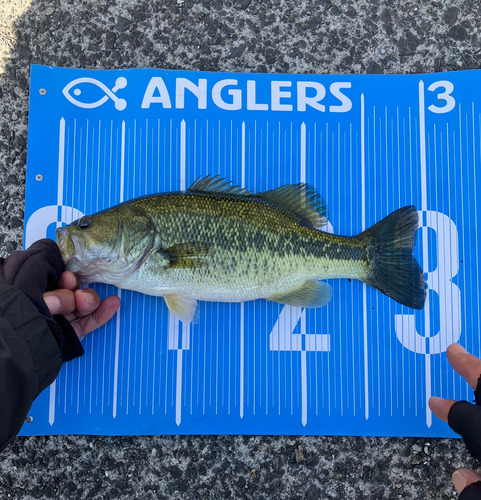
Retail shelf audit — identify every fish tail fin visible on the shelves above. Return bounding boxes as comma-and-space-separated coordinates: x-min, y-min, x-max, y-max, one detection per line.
360, 206, 426, 309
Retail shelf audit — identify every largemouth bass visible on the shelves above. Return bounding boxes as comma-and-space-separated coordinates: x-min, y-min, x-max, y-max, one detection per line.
56, 175, 426, 323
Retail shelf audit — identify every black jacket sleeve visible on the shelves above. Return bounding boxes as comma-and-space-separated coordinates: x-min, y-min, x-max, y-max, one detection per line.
0, 282, 62, 452
0, 239, 84, 453
449, 375, 481, 499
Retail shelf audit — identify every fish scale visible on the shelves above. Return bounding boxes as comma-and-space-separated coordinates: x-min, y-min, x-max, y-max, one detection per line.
56, 175, 426, 323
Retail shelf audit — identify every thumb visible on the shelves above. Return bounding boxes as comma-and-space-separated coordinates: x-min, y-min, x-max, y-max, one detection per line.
452, 468, 481, 494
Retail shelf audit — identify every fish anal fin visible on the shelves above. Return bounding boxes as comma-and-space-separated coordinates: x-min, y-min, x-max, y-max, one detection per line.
161, 241, 210, 269
164, 294, 198, 324
257, 184, 328, 228
188, 174, 251, 196
270, 280, 332, 308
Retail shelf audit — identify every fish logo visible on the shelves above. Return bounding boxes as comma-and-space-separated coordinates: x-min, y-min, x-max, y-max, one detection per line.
62, 77, 127, 110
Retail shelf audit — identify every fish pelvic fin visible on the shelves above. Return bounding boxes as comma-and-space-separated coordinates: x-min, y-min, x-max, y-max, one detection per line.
257, 183, 328, 228
270, 280, 332, 308
360, 206, 426, 310
164, 294, 199, 324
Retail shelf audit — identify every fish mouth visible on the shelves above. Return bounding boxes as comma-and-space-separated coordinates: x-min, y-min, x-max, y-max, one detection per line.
56, 227, 82, 271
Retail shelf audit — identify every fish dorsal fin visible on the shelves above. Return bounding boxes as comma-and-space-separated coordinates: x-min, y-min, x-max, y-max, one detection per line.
257, 183, 328, 228
188, 175, 251, 196
188, 176, 327, 228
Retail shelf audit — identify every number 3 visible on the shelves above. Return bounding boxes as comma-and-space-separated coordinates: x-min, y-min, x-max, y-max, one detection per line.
427, 81, 455, 114
395, 211, 461, 354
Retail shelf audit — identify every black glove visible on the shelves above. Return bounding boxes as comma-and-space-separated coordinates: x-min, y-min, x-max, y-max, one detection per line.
0, 238, 84, 361
459, 483, 481, 500
449, 376, 481, 499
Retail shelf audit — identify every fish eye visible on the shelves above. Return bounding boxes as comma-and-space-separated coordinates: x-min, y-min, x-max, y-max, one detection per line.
78, 218, 91, 229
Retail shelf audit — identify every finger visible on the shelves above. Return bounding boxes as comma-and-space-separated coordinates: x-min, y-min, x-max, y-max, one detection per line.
452, 468, 481, 493
43, 289, 76, 315
57, 271, 79, 291
447, 343, 481, 389
73, 289, 102, 318
429, 396, 457, 422
74, 296, 121, 339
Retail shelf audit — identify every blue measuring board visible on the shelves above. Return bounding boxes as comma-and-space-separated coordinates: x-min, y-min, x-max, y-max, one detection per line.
21, 65, 480, 437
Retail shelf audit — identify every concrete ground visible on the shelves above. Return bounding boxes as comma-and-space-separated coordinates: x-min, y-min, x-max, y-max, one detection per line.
0, 0, 480, 498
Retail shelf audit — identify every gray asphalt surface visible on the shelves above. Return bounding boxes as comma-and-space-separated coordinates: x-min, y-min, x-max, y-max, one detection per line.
0, 0, 480, 498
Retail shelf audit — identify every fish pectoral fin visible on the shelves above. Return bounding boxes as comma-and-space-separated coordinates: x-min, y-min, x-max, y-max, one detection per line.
164, 294, 199, 324
270, 281, 332, 308
160, 241, 211, 269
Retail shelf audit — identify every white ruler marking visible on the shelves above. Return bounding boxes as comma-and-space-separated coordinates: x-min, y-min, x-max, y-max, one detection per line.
361, 94, 369, 420
112, 120, 125, 419
419, 81, 432, 427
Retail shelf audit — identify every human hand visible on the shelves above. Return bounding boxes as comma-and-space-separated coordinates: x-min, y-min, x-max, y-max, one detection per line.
43, 271, 120, 340
430, 343, 481, 497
